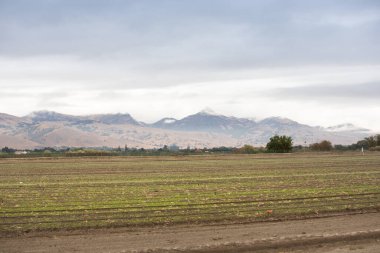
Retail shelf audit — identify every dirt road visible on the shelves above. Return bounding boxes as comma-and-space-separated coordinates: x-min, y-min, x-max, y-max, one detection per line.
1, 212, 379, 253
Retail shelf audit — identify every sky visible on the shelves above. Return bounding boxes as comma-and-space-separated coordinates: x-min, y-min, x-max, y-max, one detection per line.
0, 0, 379, 131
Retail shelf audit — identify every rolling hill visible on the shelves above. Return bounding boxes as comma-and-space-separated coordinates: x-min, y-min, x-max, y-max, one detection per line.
0, 110, 372, 149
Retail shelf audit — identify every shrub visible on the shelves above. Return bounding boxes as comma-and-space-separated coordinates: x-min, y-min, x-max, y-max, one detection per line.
310, 140, 333, 151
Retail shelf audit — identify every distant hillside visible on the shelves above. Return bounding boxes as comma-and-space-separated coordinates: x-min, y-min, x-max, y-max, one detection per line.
151, 109, 256, 137
0, 110, 373, 149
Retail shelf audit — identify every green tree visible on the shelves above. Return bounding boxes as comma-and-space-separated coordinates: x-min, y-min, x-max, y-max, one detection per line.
266, 135, 293, 153
1, 147, 15, 153
365, 136, 377, 148
357, 139, 369, 149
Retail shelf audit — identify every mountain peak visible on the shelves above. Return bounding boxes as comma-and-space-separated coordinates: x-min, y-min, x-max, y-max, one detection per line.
28, 110, 62, 117
259, 116, 298, 125
22, 111, 141, 125
198, 107, 219, 116
25, 111, 75, 122
326, 123, 370, 133
90, 113, 140, 125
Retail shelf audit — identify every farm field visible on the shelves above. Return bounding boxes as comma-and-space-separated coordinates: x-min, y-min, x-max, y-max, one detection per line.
0, 153, 379, 233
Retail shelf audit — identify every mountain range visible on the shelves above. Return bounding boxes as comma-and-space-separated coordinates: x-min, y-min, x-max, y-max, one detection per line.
0, 110, 373, 149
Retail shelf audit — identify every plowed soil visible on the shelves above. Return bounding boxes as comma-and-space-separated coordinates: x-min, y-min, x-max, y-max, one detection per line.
1, 212, 379, 253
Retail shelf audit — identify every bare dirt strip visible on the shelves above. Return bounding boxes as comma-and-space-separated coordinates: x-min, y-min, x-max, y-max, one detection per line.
1, 212, 379, 253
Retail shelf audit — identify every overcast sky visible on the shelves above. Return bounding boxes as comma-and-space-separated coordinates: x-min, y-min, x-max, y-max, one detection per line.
0, 0, 379, 131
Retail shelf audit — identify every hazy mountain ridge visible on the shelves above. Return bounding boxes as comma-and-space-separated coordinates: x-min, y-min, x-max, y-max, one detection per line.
0, 110, 373, 149
151, 111, 257, 137
325, 123, 370, 133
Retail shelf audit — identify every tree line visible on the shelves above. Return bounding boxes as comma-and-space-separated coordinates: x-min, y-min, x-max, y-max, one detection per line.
1, 134, 379, 157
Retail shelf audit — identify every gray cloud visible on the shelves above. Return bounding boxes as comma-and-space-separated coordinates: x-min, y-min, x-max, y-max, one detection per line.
1, 0, 379, 68
1, 0, 379, 90
272, 82, 380, 101
0, 91, 31, 98
0, 0, 380, 130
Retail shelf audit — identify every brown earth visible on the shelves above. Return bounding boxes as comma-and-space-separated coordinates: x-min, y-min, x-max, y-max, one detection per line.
1, 212, 379, 253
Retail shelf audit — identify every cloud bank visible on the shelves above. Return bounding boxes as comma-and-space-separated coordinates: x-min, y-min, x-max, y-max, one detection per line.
0, 0, 379, 131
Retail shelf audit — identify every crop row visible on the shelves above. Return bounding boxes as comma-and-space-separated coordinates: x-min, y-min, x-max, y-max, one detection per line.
1, 153, 379, 232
